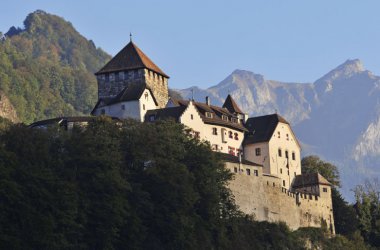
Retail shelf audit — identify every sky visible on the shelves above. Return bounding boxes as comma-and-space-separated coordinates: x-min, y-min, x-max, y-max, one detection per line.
1, 0, 380, 89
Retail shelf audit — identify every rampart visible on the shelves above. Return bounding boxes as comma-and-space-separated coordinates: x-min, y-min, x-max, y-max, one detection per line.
225, 162, 335, 234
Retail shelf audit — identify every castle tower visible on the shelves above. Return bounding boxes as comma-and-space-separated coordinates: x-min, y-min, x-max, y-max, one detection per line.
95, 41, 169, 108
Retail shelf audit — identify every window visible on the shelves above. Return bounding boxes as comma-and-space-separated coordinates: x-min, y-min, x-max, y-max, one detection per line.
287, 170, 289, 175
285, 150, 289, 159
234, 133, 239, 140
212, 144, 218, 151
278, 131, 281, 138
121, 104, 125, 110
286, 134, 289, 141
101, 109, 105, 115
231, 118, 238, 123
222, 115, 228, 121
212, 127, 218, 135
254, 170, 258, 176
283, 180, 285, 187
292, 152, 296, 161
115, 72, 120, 81
144, 92, 149, 100
278, 148, 282, 157
234, 167, 238, 173
255, 148, 261, 156
149, 115, 155, 121
143, 104, 145, 110
105, 73, 109, 81
191, 114, 194, 120
228, 146, 235, 155
205, 112, 213, 118
294, 172, 296, 177
229, 131, 233, 139
323, 187, 328, 193
280, 168, 283, 174
246, 169, 251, 175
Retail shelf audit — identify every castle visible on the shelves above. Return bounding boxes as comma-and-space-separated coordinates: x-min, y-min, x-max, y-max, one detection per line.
31, 40, 335, 233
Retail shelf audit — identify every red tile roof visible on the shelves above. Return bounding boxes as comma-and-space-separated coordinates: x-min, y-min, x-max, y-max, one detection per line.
95, 41, 169, 78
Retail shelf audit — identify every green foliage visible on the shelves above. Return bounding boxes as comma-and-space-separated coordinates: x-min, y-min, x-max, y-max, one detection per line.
301, 155, 340, 187
0, 10, 111, 123
332, 188, 359, 236
354, 180, 380, 247
0, 120, 372, 249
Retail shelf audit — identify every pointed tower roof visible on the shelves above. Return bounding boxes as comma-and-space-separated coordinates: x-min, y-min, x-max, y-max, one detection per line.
95, 41, 169, 77
222, 94, 243, 114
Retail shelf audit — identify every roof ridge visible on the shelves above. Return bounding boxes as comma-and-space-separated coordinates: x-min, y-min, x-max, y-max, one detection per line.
95, 41, 169, 77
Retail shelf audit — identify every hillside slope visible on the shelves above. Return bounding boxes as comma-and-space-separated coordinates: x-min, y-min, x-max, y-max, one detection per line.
0, 10, 111, 123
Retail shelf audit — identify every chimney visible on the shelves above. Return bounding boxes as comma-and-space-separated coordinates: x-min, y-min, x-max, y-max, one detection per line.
206, 96, 210, 106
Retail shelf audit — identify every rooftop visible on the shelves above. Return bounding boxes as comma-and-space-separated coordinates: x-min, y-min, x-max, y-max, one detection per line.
96, 41, 169, 77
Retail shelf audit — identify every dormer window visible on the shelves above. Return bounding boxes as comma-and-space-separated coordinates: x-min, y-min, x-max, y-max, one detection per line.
206, 112, 213, 118
222, 115, 228, 121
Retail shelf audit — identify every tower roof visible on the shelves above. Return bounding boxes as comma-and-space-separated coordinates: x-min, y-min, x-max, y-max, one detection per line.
95, 41, 169, 77
222, 94, 243, 114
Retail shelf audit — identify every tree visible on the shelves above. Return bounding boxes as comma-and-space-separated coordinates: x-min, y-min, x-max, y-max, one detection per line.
354, 179, 380, 247
301, 155, 340, 187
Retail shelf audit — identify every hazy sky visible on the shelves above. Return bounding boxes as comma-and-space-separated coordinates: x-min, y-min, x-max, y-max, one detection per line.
1, 0, 380, 89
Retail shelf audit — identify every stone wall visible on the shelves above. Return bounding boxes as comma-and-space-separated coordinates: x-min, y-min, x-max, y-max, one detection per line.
143, 69, 168, 108
97, 69, 168, 108
226, 161, 335, 234
97, 69, 146, 99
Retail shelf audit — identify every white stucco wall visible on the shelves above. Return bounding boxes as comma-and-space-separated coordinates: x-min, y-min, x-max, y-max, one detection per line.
244, 122, 301, 190
179, 102, 245, 155
138, 89, 158, 121
93, 88, 157, 122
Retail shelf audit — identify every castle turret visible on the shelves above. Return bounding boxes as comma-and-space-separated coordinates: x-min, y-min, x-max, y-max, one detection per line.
95, 41, 169, 108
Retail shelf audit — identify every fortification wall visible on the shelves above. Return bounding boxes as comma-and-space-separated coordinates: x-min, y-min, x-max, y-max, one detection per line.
226, 162, 335, 234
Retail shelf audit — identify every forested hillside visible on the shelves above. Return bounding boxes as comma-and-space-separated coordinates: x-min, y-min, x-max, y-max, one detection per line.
0, 10, 111, 123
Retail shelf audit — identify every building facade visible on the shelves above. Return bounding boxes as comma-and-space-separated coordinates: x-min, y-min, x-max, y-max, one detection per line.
30, 40, 335, 233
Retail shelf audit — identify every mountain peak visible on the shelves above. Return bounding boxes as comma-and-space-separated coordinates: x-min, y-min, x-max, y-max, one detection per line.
315, 59, 366, 93
337, 59, 364, 74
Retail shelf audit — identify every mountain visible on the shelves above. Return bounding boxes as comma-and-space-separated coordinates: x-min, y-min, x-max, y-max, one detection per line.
181, 70, 317, 125
179, 60, 380, 199
0, 10, 111, 123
